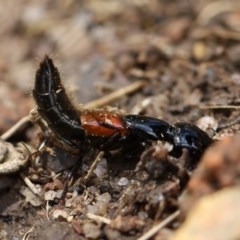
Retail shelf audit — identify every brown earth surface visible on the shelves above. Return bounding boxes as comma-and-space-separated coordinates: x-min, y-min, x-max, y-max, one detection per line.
1, 1, 240, 239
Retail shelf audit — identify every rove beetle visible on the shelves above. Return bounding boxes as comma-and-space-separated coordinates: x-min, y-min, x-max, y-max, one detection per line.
33, 55, 213, 167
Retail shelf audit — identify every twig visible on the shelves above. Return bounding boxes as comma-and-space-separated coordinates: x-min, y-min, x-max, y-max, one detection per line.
46, 200, 51, 221
0, 115, 31, 140
81, 151, 103, 184
20, 173, 41, 196
84, 80, 146, 109
192, 27, 240, 42
199, 105, 240, 110
137, 210, 180, 240
30, 108, 49, 133
212, 27, 240, 42
22, 226, 34, 240
218, 114, 240, 131
197, 1, 240, 26
86, 212, 111, 225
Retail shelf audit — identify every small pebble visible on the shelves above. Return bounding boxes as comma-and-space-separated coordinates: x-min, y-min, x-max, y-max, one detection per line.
197, 116, 218, 132
118, 177, 129, 186
44, 190, 57, 201
52, 209, 69, 220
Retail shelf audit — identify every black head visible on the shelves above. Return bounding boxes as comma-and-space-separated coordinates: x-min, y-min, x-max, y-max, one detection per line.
173, 122, 213, 158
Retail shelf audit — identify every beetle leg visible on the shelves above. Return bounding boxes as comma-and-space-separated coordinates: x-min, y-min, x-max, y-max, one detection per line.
97, 132, 124, 150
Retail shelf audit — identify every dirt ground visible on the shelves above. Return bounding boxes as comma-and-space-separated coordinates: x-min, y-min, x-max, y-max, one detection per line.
1, 1, 240, 239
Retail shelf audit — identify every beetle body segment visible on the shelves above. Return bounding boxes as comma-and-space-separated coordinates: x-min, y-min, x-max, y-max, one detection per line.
124, 115, 175, 142
81, 110, 128, 137
33, 56, 85, 147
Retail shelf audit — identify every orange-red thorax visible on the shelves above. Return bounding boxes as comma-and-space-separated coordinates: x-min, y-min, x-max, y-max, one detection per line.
80, 110, 128, 137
